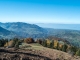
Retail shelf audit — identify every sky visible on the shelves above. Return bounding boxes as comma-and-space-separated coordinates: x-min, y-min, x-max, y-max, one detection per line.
0, 0, 80, 24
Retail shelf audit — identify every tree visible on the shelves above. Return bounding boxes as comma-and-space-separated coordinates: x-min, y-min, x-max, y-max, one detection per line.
50, 42, 52, 48
46, 40, 50, 48
4, 40, 14, 48
15, 41, 20, 48
51, 40, 54, 48
67, 46, 77, 55
24, 38, 34, 44
54, 40, 58, 49
62, 44, 68, 52
56, 42, 59, 50
0, 39, 8, 47
76, 49, 80, 56
43, 40, 47, 47
36, 39, 42, 44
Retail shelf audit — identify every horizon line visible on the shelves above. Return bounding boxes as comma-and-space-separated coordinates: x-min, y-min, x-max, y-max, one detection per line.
1, 22, 80, 24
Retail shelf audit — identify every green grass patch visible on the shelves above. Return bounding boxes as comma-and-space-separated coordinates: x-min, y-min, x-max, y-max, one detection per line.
20, 43, 44, 50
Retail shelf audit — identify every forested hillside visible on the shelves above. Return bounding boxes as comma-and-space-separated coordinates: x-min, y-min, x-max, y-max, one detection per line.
46, 28, 80, 47
0, 26, 17, 39
0, 22, 80, 47
0, 22, 47, 38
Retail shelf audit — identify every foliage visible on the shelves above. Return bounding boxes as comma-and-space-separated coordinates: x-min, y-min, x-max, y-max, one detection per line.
42, 40, 47, 47
46, 39, 51, 48
4, 38, 21, 48
0, 39, 8, 47
54, 40, 58, 49
76, 49, 80, 56
24, 38, 34, 44
36, 39, 42, 44
15, 41, 20, 48
62, 44, 68, 52
67, 46, 78, 55
50, 40, 54, 48
56, 42, 59, 50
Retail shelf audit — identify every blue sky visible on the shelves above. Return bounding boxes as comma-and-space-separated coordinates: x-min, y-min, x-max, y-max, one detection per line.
0, 0, 80, 24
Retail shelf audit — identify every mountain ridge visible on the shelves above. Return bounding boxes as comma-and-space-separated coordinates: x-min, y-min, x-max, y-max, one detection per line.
0, 22, 47, 38
0, 26, 17, 39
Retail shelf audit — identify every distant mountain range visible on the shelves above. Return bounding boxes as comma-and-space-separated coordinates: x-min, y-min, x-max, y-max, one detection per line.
0, 22, 80, 47
36, 23, 80, 30
0, 22, 47, 38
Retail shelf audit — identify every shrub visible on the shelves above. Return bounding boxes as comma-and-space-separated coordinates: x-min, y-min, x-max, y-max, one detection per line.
4, 40, 14, 48
24, 38, 34, 44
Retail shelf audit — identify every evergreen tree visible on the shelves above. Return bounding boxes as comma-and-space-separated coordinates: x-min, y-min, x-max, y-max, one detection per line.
56, 42, 59, 50
62, 44, 68, 52
43, 40, 47, 47
15, 41, 20, 48
68, 46, 78, 55
76, 49, 80, 56
50, 42, 53, 48
50, 40, 54, 49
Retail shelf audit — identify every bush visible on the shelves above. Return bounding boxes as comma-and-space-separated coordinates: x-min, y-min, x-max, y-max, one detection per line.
4, 40, 14, 48
24, 38, 34, 44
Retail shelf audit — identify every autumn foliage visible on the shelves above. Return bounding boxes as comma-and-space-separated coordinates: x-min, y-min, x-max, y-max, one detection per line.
24, 38, 34, 44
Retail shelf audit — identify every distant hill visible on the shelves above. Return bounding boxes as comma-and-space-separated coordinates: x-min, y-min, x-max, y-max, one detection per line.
0, 22, 47, 38
46, 28, 80, 47
0, 26, 17, 39
36, 23, 80, 30
1, 22, 80, 47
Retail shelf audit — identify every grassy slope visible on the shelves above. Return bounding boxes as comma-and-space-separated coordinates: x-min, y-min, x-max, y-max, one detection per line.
19, 43, 80, 60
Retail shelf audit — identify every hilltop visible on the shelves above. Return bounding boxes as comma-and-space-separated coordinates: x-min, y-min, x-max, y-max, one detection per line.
0, 44, 80, 60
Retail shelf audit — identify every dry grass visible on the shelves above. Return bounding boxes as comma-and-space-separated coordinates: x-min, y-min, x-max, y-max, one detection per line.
20, 43, 44, 50
0, 43, 80, 60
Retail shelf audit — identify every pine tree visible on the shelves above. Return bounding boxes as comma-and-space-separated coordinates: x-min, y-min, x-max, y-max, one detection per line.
56, 42, 59, 50
62, 44, 68, 52
76, 49, 80, 56
51, 40, 54, 49
50, 42, 53, 48
15, 41, 20, 48
43, 40, 47, 47
68, 46, 77, 55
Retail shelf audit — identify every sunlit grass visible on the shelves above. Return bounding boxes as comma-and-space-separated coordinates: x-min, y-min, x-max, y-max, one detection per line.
20, 43, 44, 50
